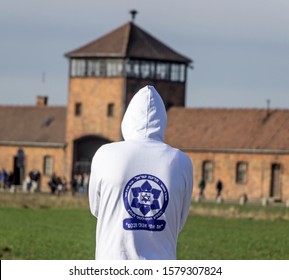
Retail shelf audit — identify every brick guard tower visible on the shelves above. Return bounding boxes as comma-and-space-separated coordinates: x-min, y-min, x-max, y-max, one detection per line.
64, 21, 192, 177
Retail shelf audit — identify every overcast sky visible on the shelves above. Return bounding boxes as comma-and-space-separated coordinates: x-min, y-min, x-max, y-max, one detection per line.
1, 0, 289, 108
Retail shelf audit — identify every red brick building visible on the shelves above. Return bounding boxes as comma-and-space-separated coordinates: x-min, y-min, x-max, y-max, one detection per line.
64, 21, 192, 179
0, 101, 66, 189
165, 108, 289, 202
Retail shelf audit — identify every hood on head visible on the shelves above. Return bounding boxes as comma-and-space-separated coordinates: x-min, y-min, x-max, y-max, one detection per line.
121, 85, 167, 141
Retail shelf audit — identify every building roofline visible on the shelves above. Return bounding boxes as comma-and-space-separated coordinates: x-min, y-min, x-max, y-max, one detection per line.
180, 147, 289, 155
0, 141, 66, 148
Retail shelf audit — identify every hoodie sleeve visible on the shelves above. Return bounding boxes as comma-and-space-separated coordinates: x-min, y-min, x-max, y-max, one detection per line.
89, 148, 103, 218
179, 155, 193, 232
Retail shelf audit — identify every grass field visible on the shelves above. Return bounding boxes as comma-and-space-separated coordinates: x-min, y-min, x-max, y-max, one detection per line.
0, 193, 289, 260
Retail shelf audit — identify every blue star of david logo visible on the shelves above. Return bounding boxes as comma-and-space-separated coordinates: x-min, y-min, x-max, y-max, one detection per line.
130, 180, 161, 216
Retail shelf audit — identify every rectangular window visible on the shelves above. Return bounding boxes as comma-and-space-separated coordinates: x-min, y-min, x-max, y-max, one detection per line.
179, 64, 185, 82
156, 62, 169, 80
140, 61, 155, 79
87, 60, 100, 76
170, 63, 186, 82
125, 61, 132, 76
126, 60, 140, 77
43, 156, 53, 176
75, 102, 82, 116
71, 59, 86, 77
132, 60, 140, 77
107, 103, 115, 117
171, 64, 181, 81
202, 160, 214, 182
236, 162, 248, 184
127, 60, 156, 79
140, 61, 150, 78
106, 60, 123, 77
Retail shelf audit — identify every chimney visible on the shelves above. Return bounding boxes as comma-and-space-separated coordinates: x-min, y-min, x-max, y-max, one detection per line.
36, 96, 48, 106
262, 99, 272, 124
266, 99, 270, 116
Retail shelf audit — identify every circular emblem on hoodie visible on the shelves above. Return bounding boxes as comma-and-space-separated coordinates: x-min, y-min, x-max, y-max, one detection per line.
123, 174, 169, 231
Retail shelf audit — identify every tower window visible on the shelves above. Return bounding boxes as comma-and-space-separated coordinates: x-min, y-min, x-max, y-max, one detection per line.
70, 58, 186, 82
140, 61, 155, 79
107, 60, 123, 76
156, 62, 169, 80
179, 64, 185, 82
170, 63, 185, 82
75, 103, 82, 116
87, 60, 101, 76
71, 59, 86, 77
107, 103, 115, 117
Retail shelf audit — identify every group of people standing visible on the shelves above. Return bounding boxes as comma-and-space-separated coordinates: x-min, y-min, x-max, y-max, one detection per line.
23, 169, 41, 192
48, 173, 67, 195
1, 168, 41, 192
0, 168, 14, 190
3, 164, 223, 200
198, 178, 223, 200
1, 166, 90, 196
48, 172, 90, 195
70, 173, 90, 195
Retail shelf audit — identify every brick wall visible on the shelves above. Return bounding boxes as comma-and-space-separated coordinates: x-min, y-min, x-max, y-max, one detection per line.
0, 145, 65, 192
65, 77, 125, 179
186, 151, 289, 202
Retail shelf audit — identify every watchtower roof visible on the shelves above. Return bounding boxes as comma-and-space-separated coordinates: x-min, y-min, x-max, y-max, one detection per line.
65, 21, 192, 64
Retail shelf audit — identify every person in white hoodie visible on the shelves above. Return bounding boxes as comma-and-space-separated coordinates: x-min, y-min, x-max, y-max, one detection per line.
89, 85, 193, 260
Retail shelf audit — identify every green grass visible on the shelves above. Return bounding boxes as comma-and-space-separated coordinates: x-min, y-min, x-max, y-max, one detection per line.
0, 194, 289, 259
190, 200, 289, 220
0, 207, 96, 259
177, 216, 289, 260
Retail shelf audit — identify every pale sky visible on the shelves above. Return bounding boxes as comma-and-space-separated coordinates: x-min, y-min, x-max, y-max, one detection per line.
1, 0, 289, 108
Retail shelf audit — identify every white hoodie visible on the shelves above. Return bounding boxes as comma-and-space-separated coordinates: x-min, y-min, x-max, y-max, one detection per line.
89, 85, 193, 260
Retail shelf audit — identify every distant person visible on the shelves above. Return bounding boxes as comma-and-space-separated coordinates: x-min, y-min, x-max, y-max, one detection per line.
61, 176, 67, 193
56, 176, 64, 195
216, 179, 223, 199
7, 171, 14, 190
70, 174, 78, 196
48, 173, 58, 194
23, 175, 32, 192
0, 168, 8, 190
198, 178, 206, 199
82, 173, 90, 193
29, 169, 41, 192
76, 174, 84, 193
89, 85, 193, 260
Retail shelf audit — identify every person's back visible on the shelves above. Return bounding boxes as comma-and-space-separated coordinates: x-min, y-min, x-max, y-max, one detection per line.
89, 85, 193, 259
